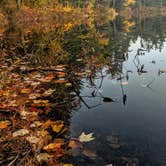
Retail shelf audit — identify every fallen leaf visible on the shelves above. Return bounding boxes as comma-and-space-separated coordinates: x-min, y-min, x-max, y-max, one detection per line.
33, 100, 49, 104
13, 129, 29, 137
36, 153, 52, 162
52, 121, 64, 133
43, 139, 64, 151
29, 93, 40, 99
79, 132, 95, 142
43, 89, 55, 96
21, 88, 32, 94
0, 103, 8, 109
41, 74, 54, 82
65, 83, 72, 87
57, 72, 66, 77
26, 136, 40, 144
54, 79, 67, 84
63, 164, 73, 166
0, 120, 11, 129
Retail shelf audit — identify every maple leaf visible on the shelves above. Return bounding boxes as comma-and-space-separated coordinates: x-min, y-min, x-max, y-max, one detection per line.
78, 132, 95, 142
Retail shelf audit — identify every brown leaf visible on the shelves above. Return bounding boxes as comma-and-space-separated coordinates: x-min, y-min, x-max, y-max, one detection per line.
68, 139, 83, 149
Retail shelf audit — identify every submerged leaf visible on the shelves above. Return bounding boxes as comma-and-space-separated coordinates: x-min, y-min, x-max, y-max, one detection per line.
82, 149, 97, 159
68, 139, 83, 149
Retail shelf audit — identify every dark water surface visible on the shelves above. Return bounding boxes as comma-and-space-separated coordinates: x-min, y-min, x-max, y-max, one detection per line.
70, 23, 166, 165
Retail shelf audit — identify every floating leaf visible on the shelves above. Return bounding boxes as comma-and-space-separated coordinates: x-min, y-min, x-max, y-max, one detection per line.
52, 121, 64, 133
0, 120, 11, 129
79, 132, 95, 142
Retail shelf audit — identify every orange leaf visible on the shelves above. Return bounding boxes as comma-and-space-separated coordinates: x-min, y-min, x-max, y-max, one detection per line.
57, 72, 66, 77
21, 88, 32, 94
43, 139, 64, 151
0, 120, 11, 129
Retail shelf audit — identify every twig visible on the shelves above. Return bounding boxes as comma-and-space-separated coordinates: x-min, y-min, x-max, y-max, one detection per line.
7, 155, 18, 166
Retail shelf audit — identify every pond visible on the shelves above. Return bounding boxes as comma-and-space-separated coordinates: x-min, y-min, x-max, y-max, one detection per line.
70, 16, 166, 166
0, 4, 166, 166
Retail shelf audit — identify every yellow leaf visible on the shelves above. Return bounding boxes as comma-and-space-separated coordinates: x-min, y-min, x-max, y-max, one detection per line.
65, 83, 72, 87
52, 121, 64, 133
63, 164, 73, 166
98, 38, 109, 46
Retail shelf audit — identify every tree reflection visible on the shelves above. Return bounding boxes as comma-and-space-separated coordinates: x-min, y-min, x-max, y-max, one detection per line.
1, 1, 166, 165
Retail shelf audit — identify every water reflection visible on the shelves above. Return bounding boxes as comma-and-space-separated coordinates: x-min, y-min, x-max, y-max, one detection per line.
0, 4, 166, 165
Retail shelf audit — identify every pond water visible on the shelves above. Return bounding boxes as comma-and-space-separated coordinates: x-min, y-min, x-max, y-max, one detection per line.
1, 5, 166, 166
69, 17, 166, 165
71, 37, 166, 165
